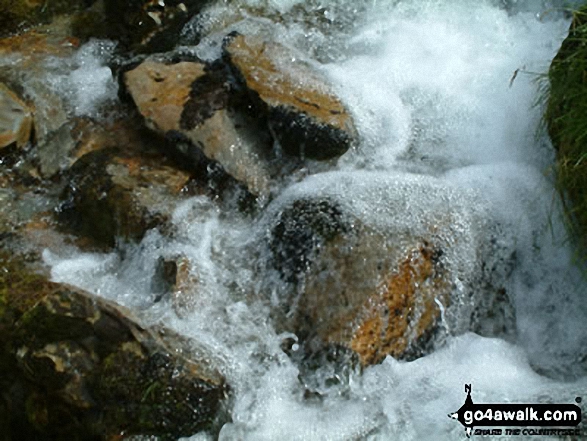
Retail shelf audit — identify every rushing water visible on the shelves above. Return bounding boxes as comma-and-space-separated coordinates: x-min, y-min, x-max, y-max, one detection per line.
43, 0, 587, 439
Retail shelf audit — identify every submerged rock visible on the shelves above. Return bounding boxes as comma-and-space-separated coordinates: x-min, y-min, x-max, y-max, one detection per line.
124, 59, 275, 198
280, 222, 450, 366
58, 147, 193, 248
0, 252, 228, 440
223, 33, 357, 160
263, 183, 516, 366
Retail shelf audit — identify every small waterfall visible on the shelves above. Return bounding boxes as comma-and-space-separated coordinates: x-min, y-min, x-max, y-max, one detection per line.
44, 0, 587, 439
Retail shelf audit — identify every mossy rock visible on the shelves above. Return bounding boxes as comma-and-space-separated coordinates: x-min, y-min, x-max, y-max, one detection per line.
546, 6, 587, 258
0, 251, 228, 439
58, 147, 192, 248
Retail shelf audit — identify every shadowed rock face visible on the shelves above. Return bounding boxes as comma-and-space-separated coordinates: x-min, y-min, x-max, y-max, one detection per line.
58, 147, 192, 248
223, 33, 357, 160
102, 0, 212, 53
0, 252, 228, 440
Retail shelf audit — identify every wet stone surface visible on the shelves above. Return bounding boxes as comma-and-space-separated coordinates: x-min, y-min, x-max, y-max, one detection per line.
0, 252, 228, 440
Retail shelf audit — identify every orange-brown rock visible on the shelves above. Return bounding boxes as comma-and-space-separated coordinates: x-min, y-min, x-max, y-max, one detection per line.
264, 194, 515, 367
125, 61, 207, 133
0, 83, 34, 149
0, 24, 81, 178
224, 33, 357, 160
125, 59, 274, 198
349, 243, 449, 365
152, 255, 200, 316
0, 0, 90, 38
0, 26, 80, 60
286, 227, 450, 366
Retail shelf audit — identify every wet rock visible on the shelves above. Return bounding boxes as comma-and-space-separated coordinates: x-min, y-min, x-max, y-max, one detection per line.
0, 164, 58, 248
0, 251, 228, 440
58, 147, 193, 248
103, 0, 212, 53
124, 59, 275, 198
264, 191, 515, 366
295, 227, 450, 366
268, 198, 348, 283
124, 60, 208, 133
295, 343, 361, 399
223, 33, 357, 160
0, 25, 82, 178
0, 83, 33, 149
152, 254, 199, 316
0, 0, 91, 37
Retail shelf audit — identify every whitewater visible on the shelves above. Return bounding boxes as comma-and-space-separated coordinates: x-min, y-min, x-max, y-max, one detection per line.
43, 0, 587, 439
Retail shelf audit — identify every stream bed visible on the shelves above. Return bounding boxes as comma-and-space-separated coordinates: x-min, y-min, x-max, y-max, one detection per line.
35, 0, 587, 439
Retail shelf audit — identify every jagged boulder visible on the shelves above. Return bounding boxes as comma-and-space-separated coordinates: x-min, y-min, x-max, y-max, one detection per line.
223, 33, 357, 160
58, 147, 193, 248
124, 59, 275, 198
0, 252, 228, 440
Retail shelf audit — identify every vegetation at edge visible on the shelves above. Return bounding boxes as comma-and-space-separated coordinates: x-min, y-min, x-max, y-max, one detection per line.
546, 3, 587, 260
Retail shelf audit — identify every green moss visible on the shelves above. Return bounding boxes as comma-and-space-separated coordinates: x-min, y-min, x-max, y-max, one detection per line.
0, 251, 49, 331
546, 5, 587, 259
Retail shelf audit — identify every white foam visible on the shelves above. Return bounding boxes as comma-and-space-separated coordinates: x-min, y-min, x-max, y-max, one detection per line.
47, 40, 119, 117
44, 0, 587, 439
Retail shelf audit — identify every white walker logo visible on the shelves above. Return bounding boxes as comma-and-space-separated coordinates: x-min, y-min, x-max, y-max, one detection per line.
448, 385, 583, 437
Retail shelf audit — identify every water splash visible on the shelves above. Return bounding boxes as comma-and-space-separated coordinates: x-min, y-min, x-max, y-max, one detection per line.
45, 0, 587, 439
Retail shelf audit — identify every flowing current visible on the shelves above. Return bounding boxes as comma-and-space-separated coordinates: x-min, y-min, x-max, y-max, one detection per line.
44, 0, 587, 439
